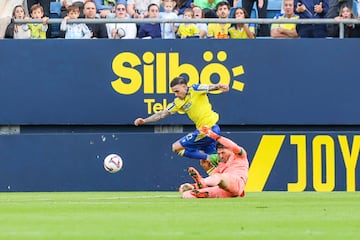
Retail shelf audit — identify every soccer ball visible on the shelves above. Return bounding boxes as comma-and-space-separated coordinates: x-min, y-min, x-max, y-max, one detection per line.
103, 154, 123, 173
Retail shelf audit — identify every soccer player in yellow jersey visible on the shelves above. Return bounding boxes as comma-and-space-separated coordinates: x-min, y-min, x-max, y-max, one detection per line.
134, 76, 229, 169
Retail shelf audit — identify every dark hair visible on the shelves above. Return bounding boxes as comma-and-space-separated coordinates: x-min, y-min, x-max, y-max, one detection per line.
67, 4, 80, 13
170, 76, 187, 87
148, 3, 159, 11
30, 3, 43, 13
216, 142, 225, 149
215, 1, 230, 11
232, 7, 249, 18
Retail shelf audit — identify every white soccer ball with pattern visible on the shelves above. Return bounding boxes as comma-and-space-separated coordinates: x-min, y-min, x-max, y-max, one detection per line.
103, 154, 123, 173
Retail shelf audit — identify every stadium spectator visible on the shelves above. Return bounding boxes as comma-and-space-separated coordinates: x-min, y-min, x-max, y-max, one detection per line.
207, 1, 231, 38
326, 0, 352, 19
28, 3, 49, 39
294, 0, 329, 38
28, 0, 50, 18
270, 0, 298, 38
134, 76, 229, 169
228, 7, 256, 38
242, 0, 270, 37
0, 1, 24, 38
94, 0, 125, 18
60, 0, 86, 18
127, 0, 161, 18
179, 126, 249, 198
83, 0, 108, 38
176, 8, 200, 38
192, 5, 207, 38
5, 5, 31, 39
60, 4, 91, 38
331, 5, 360, 37
107, 3, 137, 39
174, 0, 194, 16
27, 0, 50, 37
159, 0, 178, 39
137, 3, 162, 38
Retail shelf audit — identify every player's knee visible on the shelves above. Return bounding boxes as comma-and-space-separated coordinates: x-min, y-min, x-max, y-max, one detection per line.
218, 174, 230, 189
172, 143, 183, 153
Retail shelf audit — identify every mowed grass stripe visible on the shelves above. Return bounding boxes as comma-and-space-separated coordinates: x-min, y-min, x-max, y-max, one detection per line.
0, 192, 359, 240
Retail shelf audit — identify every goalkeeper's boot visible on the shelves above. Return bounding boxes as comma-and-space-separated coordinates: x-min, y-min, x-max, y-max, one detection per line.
190, 189, 209, 198
188, 167, 206, 189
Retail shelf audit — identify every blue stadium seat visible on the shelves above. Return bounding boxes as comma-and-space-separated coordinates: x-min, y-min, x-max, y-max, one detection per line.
267, 0, 283, 18
50, 1, 61, 38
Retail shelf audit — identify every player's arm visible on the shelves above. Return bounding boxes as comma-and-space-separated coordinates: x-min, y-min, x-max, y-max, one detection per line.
208, 83, 229, 92
134, 109, 171, 126
199, 126, 246, 156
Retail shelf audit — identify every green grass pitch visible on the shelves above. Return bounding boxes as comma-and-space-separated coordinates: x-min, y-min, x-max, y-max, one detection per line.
0, 191, 359, 240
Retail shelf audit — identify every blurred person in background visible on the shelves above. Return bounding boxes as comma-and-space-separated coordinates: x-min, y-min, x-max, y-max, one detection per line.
94, 0, 126, 18
229, 7, 256, 38
5, 4, 31, 39
107, 3, 137, 39
0, 0, 25, 38
28, 3, 49, 39
242, 0, 270, 36
270, 0, 298, 38
60, 0, 86, 18
192, 5, 208, 38
294, 0, 328, 37
27, 0, 50, 37
331, 5, 360, 37
83, 0, 108, 38
127, 0, 161, 18
137, 3, 162, 38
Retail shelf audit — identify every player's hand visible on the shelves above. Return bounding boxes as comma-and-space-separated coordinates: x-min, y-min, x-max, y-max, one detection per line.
218, 84, 229, 92
134, 118, 145, 126
199, 126, 220, 140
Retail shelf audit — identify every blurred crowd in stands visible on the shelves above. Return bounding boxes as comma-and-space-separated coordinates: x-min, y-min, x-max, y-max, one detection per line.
0, 0, 359, 39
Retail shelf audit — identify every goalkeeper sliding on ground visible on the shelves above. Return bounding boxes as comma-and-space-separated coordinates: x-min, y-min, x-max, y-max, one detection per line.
179, 126, 249, 198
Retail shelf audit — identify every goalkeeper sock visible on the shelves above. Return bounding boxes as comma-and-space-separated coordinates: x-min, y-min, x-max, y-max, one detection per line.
206, 166, 216, 175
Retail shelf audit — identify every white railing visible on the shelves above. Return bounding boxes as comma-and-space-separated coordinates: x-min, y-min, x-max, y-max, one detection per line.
14, 18, 360, 39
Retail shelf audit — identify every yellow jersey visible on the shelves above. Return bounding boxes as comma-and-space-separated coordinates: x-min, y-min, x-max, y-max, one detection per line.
207, 23, 231, 39
177, 24, 200, 38
271, 14, 299, 31
228, 24, 256, 39
28, 23, 47, 39
167, 84, 219, 129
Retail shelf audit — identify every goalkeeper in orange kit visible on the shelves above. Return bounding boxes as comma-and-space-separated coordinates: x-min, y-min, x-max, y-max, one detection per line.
179, 126, 249, 198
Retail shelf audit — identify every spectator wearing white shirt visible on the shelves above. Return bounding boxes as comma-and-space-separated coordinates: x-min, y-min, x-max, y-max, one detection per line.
107, 3, 137, 39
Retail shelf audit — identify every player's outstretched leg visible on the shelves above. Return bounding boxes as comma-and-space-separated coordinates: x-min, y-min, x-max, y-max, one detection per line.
181, 189, 209, 198
188, 167, 206, 189
190, 189, 209, 198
